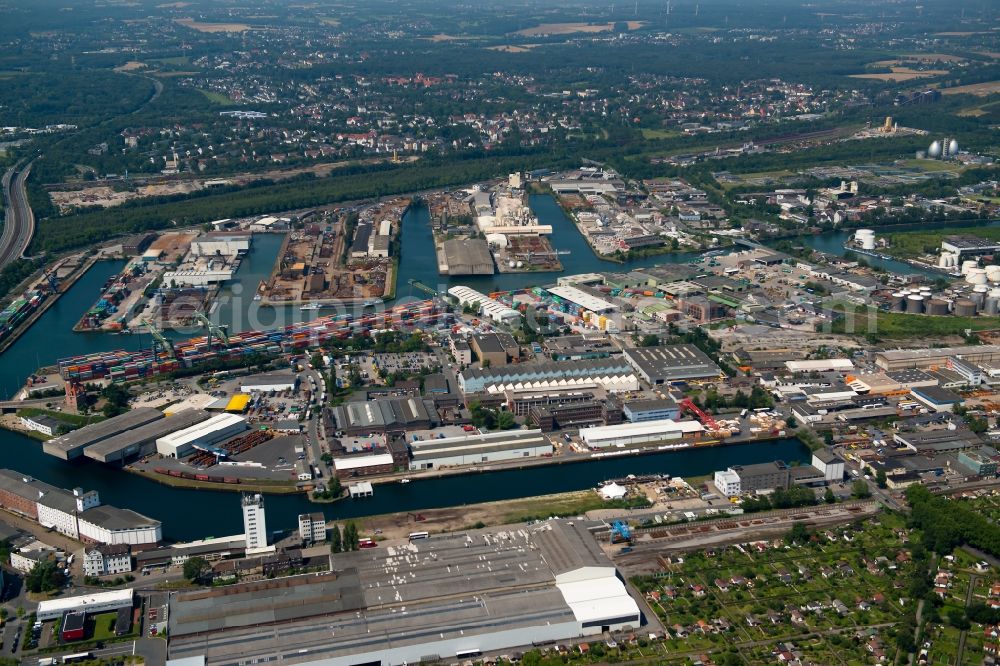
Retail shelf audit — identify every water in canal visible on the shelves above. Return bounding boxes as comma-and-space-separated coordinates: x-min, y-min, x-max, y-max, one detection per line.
791, 219, 1000, 278
0, 194, 811, 540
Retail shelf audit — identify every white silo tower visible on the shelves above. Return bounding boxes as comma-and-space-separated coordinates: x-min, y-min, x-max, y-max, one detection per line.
948, 138, 959, 157
967, 269, 989, 285
855, 229, 876, 250
928, 140, 943, 159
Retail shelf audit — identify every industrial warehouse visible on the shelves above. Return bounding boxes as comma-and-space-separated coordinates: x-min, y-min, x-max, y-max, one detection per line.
84, 410, 213, 465
409, 429, 552, 470
0, 470, 161, 546
459, 357, 638, 394
156, 413, 249, 458
622, 344, 723, 384
447, 286, 521, 325
580, 419, 705, 449
165, 520, 643, 666
43, 408, 165, 460
331, 396, 438, 436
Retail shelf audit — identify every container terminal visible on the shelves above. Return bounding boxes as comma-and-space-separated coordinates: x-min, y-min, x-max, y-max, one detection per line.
55, 298, 451, 383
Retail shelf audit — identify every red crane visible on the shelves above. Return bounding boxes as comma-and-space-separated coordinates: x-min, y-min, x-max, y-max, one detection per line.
678, 398, 719, 431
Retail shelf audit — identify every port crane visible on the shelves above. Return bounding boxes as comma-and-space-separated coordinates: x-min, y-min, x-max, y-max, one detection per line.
609, 519, 632, 544
142, 319, 175, 373
193, 312, 229, 348
678, 397, 719, 431
41, 270, 58, 291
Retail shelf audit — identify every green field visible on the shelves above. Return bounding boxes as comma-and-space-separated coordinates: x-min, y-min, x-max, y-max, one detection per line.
17, 407, 103, 428
832, 306, 1000, 338
883, 225, 1000, 259
197, 89, 236, 105
897, 158, 967, 174
150, 56, 190, 66
641, 128, 680, 140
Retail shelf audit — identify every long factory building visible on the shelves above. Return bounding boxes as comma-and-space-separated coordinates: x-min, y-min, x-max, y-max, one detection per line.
622, 344, 723, 384
44, 408, 165, 461
166, 520, 642, 666
156, 413, 248, 458
459, 357, 638, 394
447, 286, 520, 325
875, 345, 1000, 371
0, 470, 161, 547
580, 418, 704, 449
86, 410, 213, 465
409, 429, 552, 470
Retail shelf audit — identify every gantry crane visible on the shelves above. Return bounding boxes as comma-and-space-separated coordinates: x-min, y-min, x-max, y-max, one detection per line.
142, 319, 174, 373
193, 312, 229, 348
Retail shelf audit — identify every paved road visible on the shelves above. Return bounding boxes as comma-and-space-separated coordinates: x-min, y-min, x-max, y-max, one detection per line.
300, 367, 329, 478
0, 161, 36, 268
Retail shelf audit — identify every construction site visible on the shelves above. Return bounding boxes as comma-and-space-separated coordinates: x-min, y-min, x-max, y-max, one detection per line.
258, 201, 406, 306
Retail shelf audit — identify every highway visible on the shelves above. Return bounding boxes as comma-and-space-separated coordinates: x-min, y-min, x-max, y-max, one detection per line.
0, 161, 36, 268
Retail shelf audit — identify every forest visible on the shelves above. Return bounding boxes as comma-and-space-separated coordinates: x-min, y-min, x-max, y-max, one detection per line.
905, 484, 1000, 557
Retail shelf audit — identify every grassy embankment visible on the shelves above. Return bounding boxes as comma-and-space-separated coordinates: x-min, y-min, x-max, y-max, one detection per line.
830, 304, 1000, 338
883, 225, 1000, 259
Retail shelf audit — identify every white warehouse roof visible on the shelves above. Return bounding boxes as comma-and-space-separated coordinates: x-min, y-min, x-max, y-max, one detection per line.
547, 286, 617, 314
37, 588, 133, 620
555, 567, 641, 626
447, 286, 520, 322
157, 413, 246, 450
785, 359, 854, 373
333, 453, 394, 471
581, 418, 703, 445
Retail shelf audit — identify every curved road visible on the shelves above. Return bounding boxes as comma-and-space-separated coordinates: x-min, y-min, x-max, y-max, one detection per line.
0, 161, 35, 268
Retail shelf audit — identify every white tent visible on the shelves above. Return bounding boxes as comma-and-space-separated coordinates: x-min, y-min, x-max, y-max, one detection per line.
599, 483, 627, 500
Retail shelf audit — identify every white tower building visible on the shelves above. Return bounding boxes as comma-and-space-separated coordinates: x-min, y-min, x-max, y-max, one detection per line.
242, 493, 268, 550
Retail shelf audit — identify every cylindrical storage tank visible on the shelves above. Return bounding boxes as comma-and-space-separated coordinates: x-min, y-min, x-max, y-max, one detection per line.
891, 292, 906, 311
986, 298, 1000, 316
986, 266, 1000, 283
968, 269, 989, 285
855, 229, 876, 250
962, 260, 979, 276
954, 298, 978, 317
926, 299, 949, 316
939, 254, 952, 268
919, 289, 933, 297
906, 295, 924, 313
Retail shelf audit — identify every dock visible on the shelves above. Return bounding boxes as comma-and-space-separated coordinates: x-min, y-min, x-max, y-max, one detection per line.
349, 482, 374, 498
